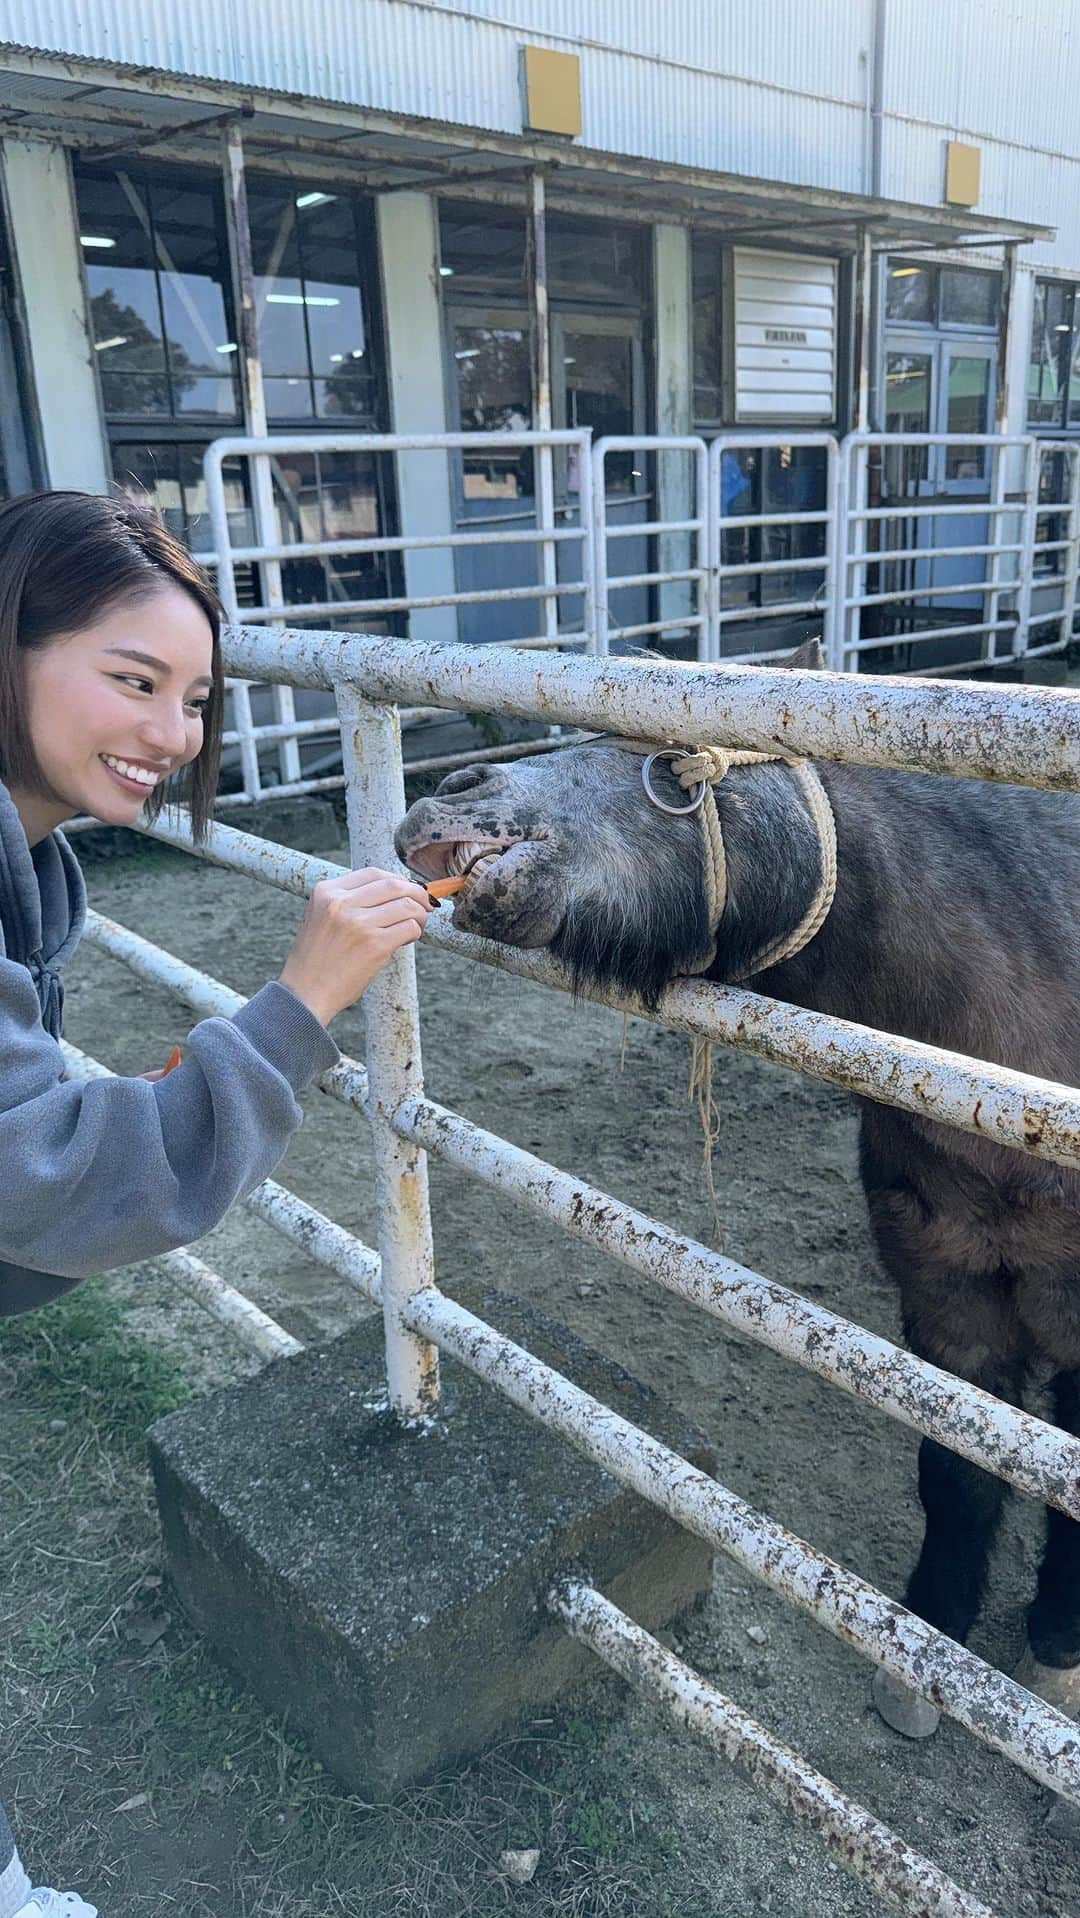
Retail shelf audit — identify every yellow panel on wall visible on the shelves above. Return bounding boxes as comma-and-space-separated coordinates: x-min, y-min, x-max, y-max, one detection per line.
522, 46, 582, 138
944, 141, 981, 207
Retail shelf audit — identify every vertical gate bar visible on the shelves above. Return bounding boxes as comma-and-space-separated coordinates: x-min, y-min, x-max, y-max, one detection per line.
221, 124, 298, 791
529, 172, 559, 646
694, 438, 710, 661
590, 440, 610, 655
845, 436, 868, 670
1063, 445, 1080, 648
335, 678, 440, 1417
1015, 437, 1039, 658
705, 435, 721, 662
822, 436, 843, 670
984, 439, 1007, 663
575, 427, 598, 652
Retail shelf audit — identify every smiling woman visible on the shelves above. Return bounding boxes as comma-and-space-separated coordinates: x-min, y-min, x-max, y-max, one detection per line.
0, 490, 436, 1918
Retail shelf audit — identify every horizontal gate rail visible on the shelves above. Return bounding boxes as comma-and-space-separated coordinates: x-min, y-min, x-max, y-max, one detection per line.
551, 1580, 993, 1918
405, 1285, 1080, 1808
219, 625, 1080, 789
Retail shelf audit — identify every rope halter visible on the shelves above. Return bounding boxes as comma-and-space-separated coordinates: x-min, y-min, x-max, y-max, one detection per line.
636, 742, 838, 980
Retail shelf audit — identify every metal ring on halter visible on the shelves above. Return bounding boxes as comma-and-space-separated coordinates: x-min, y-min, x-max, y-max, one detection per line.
641, 750, 708, 816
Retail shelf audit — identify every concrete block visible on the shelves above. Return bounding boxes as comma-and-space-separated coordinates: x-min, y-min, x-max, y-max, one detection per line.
148, 1284, 714, 1795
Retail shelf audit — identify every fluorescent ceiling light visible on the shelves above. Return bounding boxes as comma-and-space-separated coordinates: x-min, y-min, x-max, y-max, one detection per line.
439, 265, 454, 276
216, 342, 238, 353
93, 335, 127, 352
296, 191, 336, 209
890, 266, 921, 278
266, 293, 341, 307
80, 235, 116, 249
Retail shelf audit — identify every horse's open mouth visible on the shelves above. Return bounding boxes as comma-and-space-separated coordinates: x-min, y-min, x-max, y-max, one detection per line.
404, 835, 520, 888
402, 832, 564, 946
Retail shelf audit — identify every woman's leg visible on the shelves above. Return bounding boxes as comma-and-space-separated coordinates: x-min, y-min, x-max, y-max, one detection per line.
0, 1800, 31, 1918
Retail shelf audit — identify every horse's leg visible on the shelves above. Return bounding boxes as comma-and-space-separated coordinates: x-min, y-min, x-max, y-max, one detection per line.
872, 1272, 1022, 1739
1018, 1368, 1080, 1714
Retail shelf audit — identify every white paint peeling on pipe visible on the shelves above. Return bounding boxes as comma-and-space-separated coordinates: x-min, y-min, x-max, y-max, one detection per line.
243, 1177, 381, 1302
392, 1094, 1080, 1521
336, 683, 440, 1418
407, 1287, 1080, 1808
80, 908, 371, 1113
59, 1041, 302, 1361
551, 1581, 996, 1918
218, 625, 1080, 790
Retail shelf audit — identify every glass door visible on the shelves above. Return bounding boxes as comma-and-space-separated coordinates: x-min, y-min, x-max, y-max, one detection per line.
551, 313, 647, 644
447, 307, 538, 644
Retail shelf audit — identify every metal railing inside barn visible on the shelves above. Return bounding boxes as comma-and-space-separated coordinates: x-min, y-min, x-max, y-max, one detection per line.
187, 429, 1080, 811
62, 626, 1080, 1917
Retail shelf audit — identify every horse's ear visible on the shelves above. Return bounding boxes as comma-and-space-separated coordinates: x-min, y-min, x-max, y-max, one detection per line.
779, 637, 825, 672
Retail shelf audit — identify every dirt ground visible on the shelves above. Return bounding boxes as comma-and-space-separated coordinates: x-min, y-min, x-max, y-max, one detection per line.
4, 786, 1079, 1916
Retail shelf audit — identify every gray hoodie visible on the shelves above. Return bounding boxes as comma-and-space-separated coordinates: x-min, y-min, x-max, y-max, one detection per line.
0, 780, 340, 1314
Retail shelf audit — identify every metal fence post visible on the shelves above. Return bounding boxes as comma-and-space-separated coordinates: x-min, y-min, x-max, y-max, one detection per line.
335, 678, 440, 1418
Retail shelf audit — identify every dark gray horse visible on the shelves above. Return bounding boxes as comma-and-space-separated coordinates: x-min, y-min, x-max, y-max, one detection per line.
396, 647, 1080, 1735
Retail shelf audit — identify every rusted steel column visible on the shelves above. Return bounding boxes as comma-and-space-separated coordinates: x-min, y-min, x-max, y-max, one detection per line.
335, 679, 439, 1418
552, 1581, 996, 1918
407, 1287, 1080, 1807
393, 1093, 1080, 1519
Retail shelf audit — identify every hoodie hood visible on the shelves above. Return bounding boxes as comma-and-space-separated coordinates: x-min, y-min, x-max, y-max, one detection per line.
0, 779, 86, 1036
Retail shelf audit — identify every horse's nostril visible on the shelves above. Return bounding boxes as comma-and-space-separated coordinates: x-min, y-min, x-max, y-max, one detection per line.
436, 765, 501, 798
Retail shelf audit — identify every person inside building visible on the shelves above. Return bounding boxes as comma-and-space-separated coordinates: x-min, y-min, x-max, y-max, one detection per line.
0, 489, 433, 1918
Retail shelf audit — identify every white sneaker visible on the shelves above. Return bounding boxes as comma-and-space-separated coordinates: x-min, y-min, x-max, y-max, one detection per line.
13, 1893, 98, 1917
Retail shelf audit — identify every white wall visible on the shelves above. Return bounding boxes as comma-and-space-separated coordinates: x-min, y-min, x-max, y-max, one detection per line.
0, 138, 108, 492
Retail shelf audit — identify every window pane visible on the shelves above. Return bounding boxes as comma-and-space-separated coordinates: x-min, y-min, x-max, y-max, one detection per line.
944, 354, 990, 479
99, 369, 171, 416
294, 195, 368, 381
1028, 280, 1071, 426
438, 205, 526, 291
940, 267, 999, 328
249, 186, 308, 376
263, 375, 316, 419
759, 445, 827, 605
691, 236, 723, 424
150, 174, 239, 416
561, 330, 636, 489
884, 352, 932, 488
77, 169, 170, 415
885, 261, 936, 324
453, 324, 533, 500
547, 215, 647, 306
1069, 322, 1080, 426
315, 375, 377, 418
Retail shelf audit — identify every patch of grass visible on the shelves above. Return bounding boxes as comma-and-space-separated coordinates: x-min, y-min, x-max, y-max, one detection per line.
0, 1281, 191, 1447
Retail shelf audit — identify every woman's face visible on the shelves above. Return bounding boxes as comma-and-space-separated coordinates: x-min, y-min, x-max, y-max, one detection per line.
18, 584, 214, 838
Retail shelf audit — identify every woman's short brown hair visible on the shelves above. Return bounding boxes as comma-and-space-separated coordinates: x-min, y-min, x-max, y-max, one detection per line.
0, 490, 224, 843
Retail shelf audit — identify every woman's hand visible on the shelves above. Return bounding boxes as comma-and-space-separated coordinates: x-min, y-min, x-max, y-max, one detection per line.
277, 867, 433, 1027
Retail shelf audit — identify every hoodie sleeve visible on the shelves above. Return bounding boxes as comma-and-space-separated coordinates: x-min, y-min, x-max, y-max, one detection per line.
0, 956, 341, 1279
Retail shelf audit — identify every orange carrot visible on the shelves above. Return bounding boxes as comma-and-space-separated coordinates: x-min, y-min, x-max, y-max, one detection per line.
161, 1045, 183, 1077
426, 874, 467, 900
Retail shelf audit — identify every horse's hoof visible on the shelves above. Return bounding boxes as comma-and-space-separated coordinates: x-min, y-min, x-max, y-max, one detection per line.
1013, 1646, 1080, 1716
872, 1667, 942, 1739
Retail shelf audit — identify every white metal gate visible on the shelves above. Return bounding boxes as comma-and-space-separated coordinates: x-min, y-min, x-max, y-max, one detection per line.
68, 625, 1080, 1916
195, 430, 1080, 804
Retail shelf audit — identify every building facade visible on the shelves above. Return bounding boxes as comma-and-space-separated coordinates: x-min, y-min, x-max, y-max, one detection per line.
0, 0, 1076, 661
